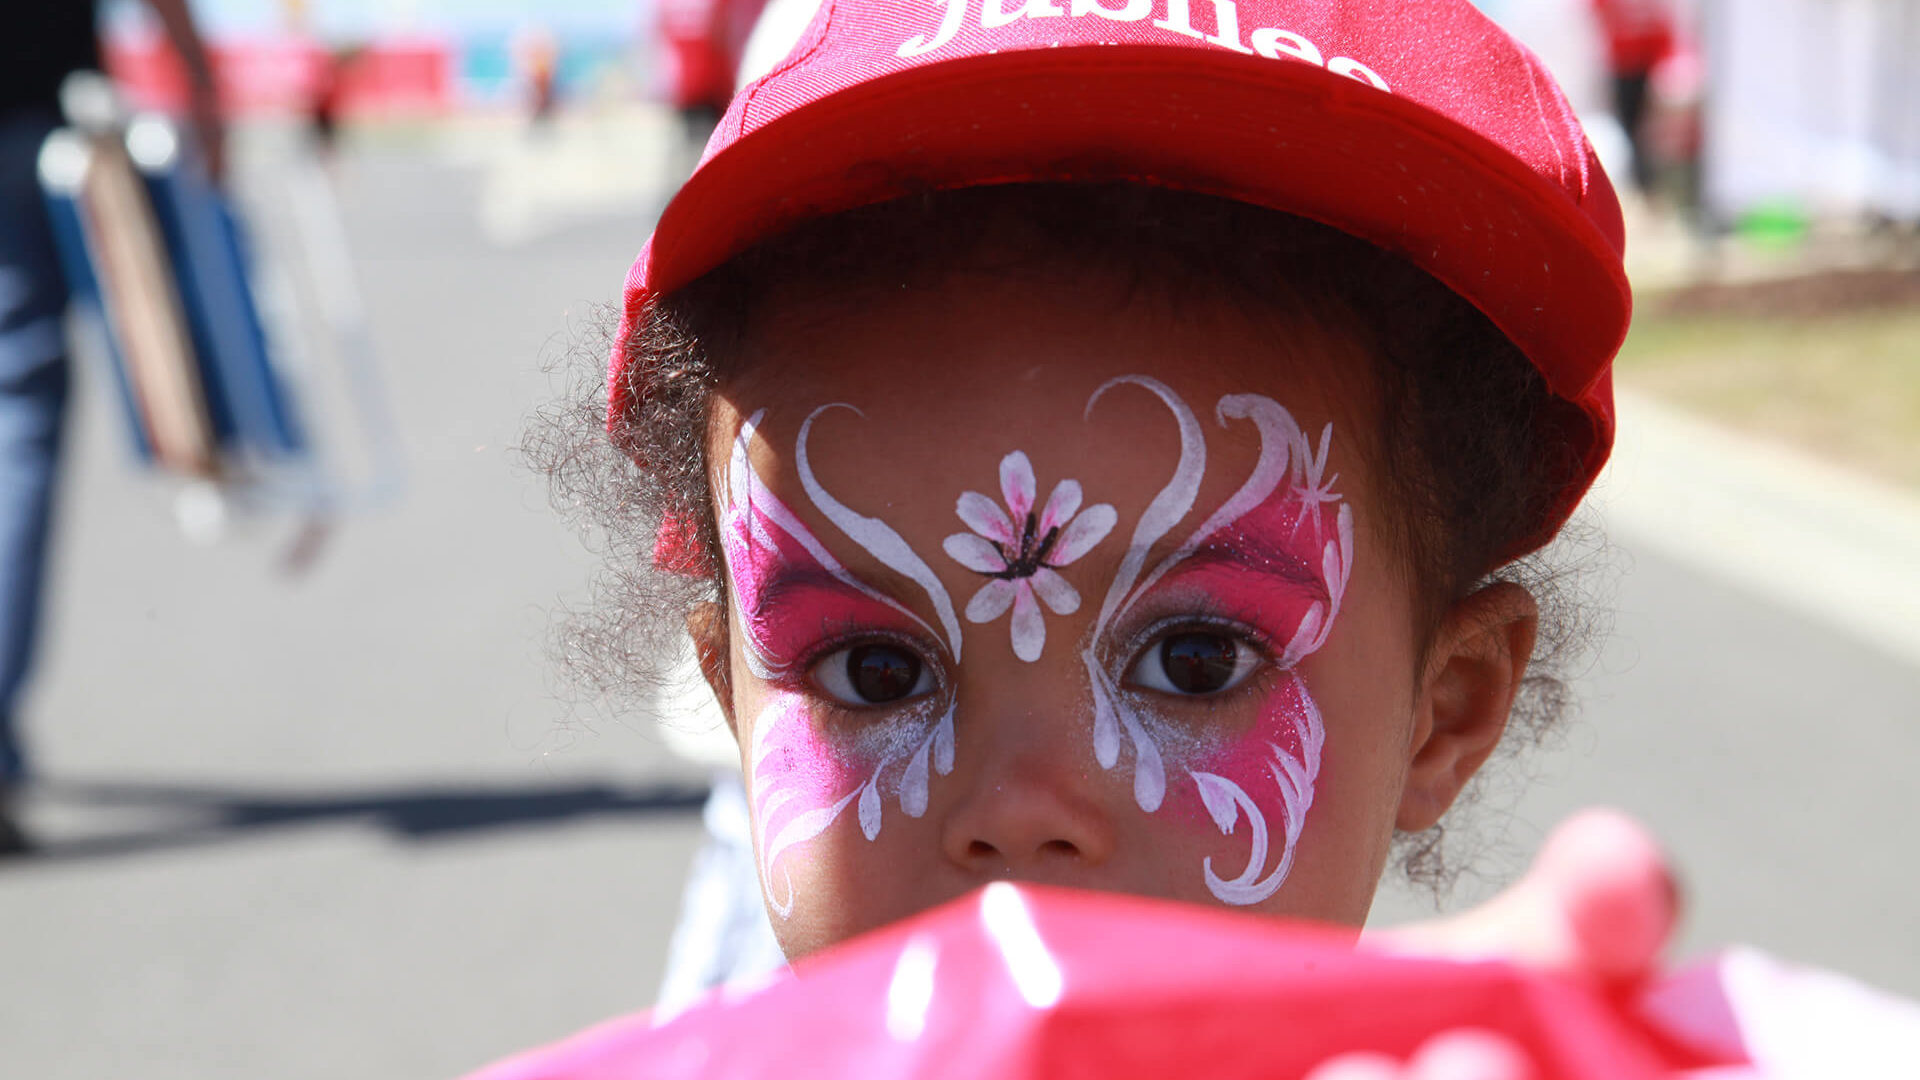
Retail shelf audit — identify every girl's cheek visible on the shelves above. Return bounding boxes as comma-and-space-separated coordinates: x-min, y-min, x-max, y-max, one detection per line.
1188, 675, 1320, 783
1152, 674, 1328, 906
750, 692, 867, 812
746, 691, 874, 919
744, 685, 957, 920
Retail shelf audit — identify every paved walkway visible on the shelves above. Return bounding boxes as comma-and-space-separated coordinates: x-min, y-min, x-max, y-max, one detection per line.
1600, 388, 1920, 669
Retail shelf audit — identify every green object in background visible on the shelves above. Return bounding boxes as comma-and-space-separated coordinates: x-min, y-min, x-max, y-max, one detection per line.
1736, 200, 1809, 249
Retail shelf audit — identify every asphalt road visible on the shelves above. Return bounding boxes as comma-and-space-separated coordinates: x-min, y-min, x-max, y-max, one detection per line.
1, 123, 1915, 1080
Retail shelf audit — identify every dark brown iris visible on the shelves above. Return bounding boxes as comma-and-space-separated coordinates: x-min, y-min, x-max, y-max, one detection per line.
846, 644, 920, 704
1160, 633, 1238, 695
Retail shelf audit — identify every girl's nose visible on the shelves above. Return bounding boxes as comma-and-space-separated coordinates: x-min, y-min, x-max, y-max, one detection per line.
938, 721, 1117, 874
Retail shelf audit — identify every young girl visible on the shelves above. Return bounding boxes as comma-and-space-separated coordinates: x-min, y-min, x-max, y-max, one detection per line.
500, 0, 1739, 1072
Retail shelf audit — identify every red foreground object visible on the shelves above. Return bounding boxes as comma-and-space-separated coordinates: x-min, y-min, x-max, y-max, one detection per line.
470, 884, 1712, 1080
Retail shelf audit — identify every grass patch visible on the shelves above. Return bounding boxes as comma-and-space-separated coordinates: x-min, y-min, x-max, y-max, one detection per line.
1616, 305, 1920, 490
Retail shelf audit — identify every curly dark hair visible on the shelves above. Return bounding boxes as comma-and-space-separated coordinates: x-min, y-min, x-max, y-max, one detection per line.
525, 183, 1610, 894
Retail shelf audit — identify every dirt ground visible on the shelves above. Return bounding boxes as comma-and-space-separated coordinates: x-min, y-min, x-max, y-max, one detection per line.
1618, 269, 1920, 490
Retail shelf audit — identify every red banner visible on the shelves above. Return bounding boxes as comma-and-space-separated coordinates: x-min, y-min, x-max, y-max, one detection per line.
105, 34, 454, 115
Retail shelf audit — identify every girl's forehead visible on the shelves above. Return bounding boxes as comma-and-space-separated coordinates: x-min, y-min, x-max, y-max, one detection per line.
716, 260, 1375, 461
706, 274, 1383, 594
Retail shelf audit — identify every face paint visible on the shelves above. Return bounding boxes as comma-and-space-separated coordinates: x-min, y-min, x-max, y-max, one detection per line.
725, 379, 1351, 916
1080, 379, 1354, 905
944, 450, 1118, 662
724, 410, 933, 677
723, 411, 961, 919
1080, 375, 1209, 813
1188, 678, 1324, 905
749, 688, 957, 918
796, 404, 964, 661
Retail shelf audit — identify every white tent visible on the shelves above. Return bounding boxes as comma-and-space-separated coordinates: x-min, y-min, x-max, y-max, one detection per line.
1699, 0, 1920, 222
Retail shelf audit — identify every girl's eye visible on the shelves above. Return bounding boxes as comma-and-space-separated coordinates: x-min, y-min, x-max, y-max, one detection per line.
810, 643, 932, 706
1126, 631, 1260, 697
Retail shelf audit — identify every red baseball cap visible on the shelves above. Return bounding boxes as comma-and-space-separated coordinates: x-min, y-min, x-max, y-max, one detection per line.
612, 0, 1630, 554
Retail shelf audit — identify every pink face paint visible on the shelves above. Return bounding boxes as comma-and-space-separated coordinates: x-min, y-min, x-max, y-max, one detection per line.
749, 686, 956, 918
1186, 677, 1325, 906
750, 692, 865, 918
1076, 383, 1354, 906
725, 410, 937, 678
730, 381, 1352, 915
1118, 504, 1337, 905
796, 405, 963, 661
732, 559, 931, 681
722, 411, 959, 920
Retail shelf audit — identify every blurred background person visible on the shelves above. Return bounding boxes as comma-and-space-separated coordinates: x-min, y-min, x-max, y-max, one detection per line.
512, 22, 562, 129
0, 0, 222, 853
655, 0, 772, 146
1589, 0, 1679, 195
307, 45, 364, 160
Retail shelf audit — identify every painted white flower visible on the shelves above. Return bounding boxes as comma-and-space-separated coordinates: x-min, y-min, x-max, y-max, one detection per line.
942, 451, 1117, 662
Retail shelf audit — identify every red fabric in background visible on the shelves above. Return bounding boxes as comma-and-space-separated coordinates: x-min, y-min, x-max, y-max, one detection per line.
105, 34, 453, 116
656, 0, 774, 110
466, 885, 1720, 1080
1589, 0, 1676, 72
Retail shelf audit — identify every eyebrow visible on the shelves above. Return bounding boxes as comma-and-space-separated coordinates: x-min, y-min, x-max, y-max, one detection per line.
743, 566, 860, 616
1172, 532, 1328, 599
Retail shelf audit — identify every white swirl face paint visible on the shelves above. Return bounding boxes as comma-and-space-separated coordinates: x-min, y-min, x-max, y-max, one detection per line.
796, 405, 964, 662
1077, 378, 1352, 905
722, 410, 959, 919
721, 382, 1352, 917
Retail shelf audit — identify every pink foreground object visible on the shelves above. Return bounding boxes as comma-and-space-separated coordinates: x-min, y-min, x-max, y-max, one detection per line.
466, 884, 1761, 1080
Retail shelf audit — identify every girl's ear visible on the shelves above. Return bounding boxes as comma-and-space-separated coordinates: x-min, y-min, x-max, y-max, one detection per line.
1397, 581, 1539, 832
686, 601, 738, 737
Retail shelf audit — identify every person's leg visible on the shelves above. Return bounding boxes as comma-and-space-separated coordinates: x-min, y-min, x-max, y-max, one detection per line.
0, 110, 75, 850
1610, 70, 1655, 194
0, 358, 69, 777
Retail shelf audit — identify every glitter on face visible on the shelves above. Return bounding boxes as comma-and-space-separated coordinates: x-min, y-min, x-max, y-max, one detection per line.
724, 378, 1353, 915
1078, 379, 1353, 905
723, 411, 959, 919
